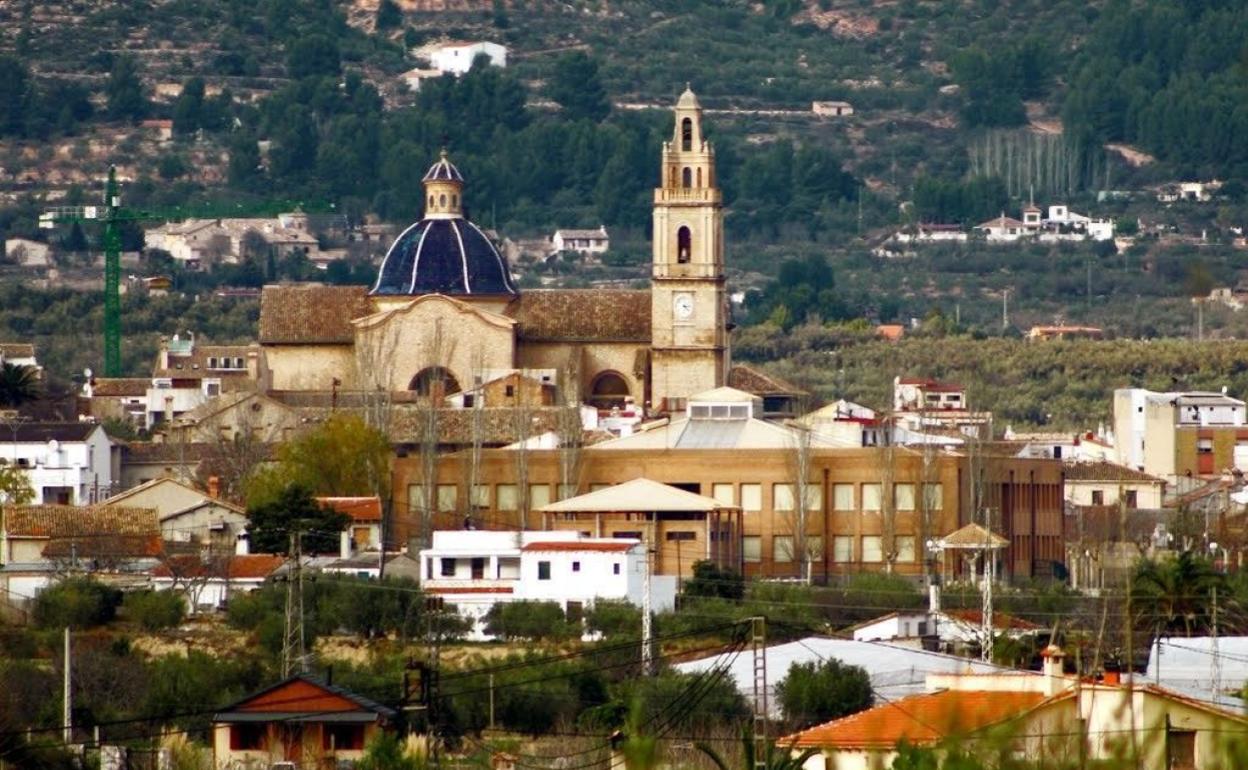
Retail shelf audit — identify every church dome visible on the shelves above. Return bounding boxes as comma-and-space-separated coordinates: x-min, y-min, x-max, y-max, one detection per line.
371, 152, 518, 297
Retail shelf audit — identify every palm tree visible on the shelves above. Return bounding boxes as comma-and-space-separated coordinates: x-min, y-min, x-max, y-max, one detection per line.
1132, 550, 1223, 636
0, 363, 38, 408
697, 733, 821, 770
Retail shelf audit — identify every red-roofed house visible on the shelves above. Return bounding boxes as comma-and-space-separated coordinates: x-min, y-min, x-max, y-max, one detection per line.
418, 530, 671, 639
151, 553, 286, 613
784, 647, 1248, 770
212, 674, 395, 768
318, 496, 383, 556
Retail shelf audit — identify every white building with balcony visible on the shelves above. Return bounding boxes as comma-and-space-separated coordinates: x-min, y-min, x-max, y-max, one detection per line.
418, 530, 675, 640
0, 423, 118, 504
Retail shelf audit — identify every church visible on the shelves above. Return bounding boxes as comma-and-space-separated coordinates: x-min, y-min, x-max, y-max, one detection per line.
256, 88, 767, 414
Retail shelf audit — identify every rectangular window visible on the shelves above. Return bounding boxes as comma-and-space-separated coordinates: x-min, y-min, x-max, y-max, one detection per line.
572, 561, 581, 572
740, 484, 762, 512
894, 483, 916, 511
805, 484, 823, 511
538, 561, 551, 580
613, 562, 621, 575
496, 484, 518, 511
436, 484, 458, 512
742, 536, 762, 563
230, 724, 265, 751
923, 483, 944, 510
832, 536, 853, 562
323, 724, 365, 751
666, 531, 697, 541
773, 484, 795, 511
1125, 490, 1138, 508
558, 483, 576, 500
529, 484, 551, 510
1168, 730, 1196, 770
862, 484, 882, 511
440, 558, 456, 577
590, 483, 611, 492
832, 483, 855, 511
896, 536, 916, 562
408, 484, 427, 514
1091, 490, 1105, 505
471, 484, 490, 509
711, 483, 735, 506
773, 536, 795, 563
861, 536, 883, 562
1197, 438, 1214, 454
613, 530, 643, 541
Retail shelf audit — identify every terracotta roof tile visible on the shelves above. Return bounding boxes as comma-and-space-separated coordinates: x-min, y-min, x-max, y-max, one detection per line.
943, 609, 1041, 631
317, 496, 382, 522
727, 364, 804, 396
521, 541, 635, 553
1063, 461, 1163, 483
0, 343, 35, 357
505, 290, 650, 342
154, 344, 257, 378
258, 285, 372, 344
4, 422, 101, 442
783, 689, 1050, 749
3, 504, 162, 558
90, 378, 150, 397
152, 554, 286, 580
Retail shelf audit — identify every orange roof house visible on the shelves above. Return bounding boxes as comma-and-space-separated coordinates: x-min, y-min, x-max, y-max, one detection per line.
212, 675, 395, 768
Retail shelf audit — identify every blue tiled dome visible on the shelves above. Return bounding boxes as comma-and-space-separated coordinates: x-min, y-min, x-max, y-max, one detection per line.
371, 218, 517, 296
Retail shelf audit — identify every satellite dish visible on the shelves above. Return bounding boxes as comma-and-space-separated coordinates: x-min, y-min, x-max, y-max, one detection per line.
83, 368, 93, 380
47, 439, 59, 453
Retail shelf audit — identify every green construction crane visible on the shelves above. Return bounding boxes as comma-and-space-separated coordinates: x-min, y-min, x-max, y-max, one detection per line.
40, 166, 328, 377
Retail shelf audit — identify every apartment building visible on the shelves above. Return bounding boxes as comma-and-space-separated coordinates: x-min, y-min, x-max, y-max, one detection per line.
1114, 388, 1248, 481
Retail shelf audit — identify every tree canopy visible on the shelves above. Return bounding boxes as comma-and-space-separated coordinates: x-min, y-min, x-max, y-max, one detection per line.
245, 484, 350, 555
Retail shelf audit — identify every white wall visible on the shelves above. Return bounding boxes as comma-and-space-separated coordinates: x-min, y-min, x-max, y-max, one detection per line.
0, 427, 114, 504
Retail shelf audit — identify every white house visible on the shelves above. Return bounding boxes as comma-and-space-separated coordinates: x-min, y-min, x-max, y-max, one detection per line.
0, 423, 118, 504
418, 530, 675, 640
3, 238, 50, 268
851, 609, 1042, 648
0, 343, 40, 373
975, 214, 1027, 242
150, 553, 286, 613
551, 227, 610, 256
399, 67, 443, 93
427, 41, 507, 75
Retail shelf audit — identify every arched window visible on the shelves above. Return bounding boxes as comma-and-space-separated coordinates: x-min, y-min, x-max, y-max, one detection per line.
452, 194, 458, 207
439, 194, 447, 207
677, 226, 691, 263
696, 167, 702, 187
681, 118, 693, 152
589, 371, 630, 409
428, 195, 434, 207
682, 167, 692, 188
669, 165, 677, 186
410, 366, 461, 400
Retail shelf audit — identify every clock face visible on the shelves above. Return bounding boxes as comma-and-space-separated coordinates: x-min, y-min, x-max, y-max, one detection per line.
674, 293, 694, 320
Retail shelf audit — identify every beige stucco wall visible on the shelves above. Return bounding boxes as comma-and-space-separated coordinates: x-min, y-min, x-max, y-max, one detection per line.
161, 504, 247, 543
1143, 400, 1179, 479
186, 396, 301, 444
355, 297, 516, 393
516, 341, 647, 405
1065, 480, 1164, 508
265, 345, 358, 391
109, 480, 206, 517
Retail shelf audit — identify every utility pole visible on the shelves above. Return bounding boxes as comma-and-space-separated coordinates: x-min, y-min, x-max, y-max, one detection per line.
63, 627, 72, 745
1001, 289, 1010, 331
641, 528, 653, 676
282, 531, 307, 677
1211, 586, 1220, 700
751, 616, 768, 770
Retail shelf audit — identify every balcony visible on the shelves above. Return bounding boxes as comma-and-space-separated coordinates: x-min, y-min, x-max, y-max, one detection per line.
655, 188, 721, 204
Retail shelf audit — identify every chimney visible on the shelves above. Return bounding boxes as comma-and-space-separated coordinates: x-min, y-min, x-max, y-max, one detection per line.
1041, 645, 1067, 695
159, 336, 169, 370
207, 475, 220, 499
235, 532, 250, 556
1103, 660, 1121, 686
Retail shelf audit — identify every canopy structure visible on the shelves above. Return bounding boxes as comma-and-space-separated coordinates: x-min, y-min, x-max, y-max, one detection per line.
937, 522, 1009, 550
537, 477, 740, 576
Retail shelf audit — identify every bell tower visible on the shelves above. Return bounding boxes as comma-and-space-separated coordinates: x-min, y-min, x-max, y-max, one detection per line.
649, 85, 728, 412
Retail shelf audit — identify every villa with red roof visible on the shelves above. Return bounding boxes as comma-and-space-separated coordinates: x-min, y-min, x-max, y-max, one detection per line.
783, 647, 1248, 770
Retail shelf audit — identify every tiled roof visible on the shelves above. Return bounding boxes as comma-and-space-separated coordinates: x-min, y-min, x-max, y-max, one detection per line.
940, 523, 1008, 548
317, 496, 382, 522
152, 554, 286, 580
942, 609, 1041, 631
505, 290, 650, 342
90, 378, 150, 397
521, 540, 636, 553
154, 344, 256, 378
1063, 461, 1163, 483
258, 285, 372, 344
3, 422, 100, 443
727, 364, 805, 396
782, 689, 1051, 749
0, 343, 35, 357
122, 442, 218, 462
3, 505, 162, 558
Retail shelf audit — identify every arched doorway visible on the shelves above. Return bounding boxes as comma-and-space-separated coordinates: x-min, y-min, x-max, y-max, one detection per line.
409, 366, 461, 400
588, 371, 630, 409
681, 118, 693, 151
677, 226, 691, 263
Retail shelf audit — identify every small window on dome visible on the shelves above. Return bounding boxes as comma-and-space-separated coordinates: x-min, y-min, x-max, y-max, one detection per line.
440, 194, 447, 207
681, 117, 693, 151
428, 195, 434, 207
696, 167, 702, 187
682, 167, 691, 188
452, 194, 458, 207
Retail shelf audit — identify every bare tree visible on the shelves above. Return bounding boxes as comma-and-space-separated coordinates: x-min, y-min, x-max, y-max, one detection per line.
785, 414, 815, 584
880, 406, 897, 575
511, 392, 535, 530
556, 351, 585, 505
157, 547, 232, 615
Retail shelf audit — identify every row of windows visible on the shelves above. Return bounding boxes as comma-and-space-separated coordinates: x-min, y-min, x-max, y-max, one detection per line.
206, 356, 245, 370
409, 482, 945, 514
537, 560, 623, 580
742, 535, 920, 564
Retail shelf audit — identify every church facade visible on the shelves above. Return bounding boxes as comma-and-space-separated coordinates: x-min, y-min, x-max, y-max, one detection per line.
256, 88, 731, 413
